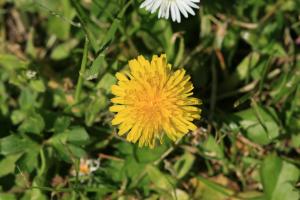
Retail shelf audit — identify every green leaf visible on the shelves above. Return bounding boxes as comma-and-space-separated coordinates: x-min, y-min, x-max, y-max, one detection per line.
53, 116, 71, 133
194, 176, 235, 200
146, 165, 176, 191
291, 134, 300, 148
260, 154, 300, 200
85, 94, 108, 126
0, 153, 23, 177
46, 0, 75, 40
66, 126, 90, 146
174, 152, 195, 179
49, 126, 89, 162
18, 113, 45, 135
232, 106, 280, 145
17, 150, 39, 173
0, 54, 29, 69
50, 39, 79, 60
30, 80, 46, 93
19, 88, 37, 111
68, 143, 87, 158
50, 139, 71, 162
124, 157, 146, 179
21, 187, 47, 200
135, 143, 168, 163
0, 135, 29, 155
11, 110, 26, 125
0, 193, 16, 200
85, 53, 106, 80
202, 135, 224, 160
97, 19, 120, 52
97, 73, 116, 94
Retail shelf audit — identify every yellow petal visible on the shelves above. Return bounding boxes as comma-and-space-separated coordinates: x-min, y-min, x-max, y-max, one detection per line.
111, 85, 125, 96
116, 72, 128, 81
109, 105, 126, 112
118, 121, 133, 136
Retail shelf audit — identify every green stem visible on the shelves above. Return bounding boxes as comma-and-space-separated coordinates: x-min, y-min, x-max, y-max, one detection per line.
39, 148, 46, 176
75, 158, 80, 189
75, 37, 89, 103
71, 0, 98, 51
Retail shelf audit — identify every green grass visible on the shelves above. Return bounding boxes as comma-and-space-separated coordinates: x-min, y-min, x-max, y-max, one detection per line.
0, 0, 300, 199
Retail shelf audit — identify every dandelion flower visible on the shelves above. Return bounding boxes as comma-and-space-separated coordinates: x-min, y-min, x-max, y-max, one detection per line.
140, 0, 200, 23
109, 54, 202, 147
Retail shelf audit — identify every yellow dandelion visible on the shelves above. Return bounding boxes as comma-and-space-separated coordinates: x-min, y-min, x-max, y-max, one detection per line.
109, 54, 202, 148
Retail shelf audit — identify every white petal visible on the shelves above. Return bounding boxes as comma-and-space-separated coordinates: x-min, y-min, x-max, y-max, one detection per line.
150, 0, 162, 13
170, 3, 176, 22
175, 1, 188, 18
140, 0, 200, 23
140, 0, 155, 8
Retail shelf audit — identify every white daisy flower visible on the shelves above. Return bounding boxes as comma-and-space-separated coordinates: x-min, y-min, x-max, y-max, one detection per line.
140, 0, 200, 23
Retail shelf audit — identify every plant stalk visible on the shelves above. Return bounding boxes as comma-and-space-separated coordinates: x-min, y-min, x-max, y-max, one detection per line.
75, 37, 89, 103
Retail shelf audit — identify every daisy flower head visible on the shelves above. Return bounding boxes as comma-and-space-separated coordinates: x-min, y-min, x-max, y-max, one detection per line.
109, 54, 202, 148
140, 0, 200, 23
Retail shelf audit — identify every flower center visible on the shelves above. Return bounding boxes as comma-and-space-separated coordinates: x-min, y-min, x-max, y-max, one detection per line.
136, 93, 165, 120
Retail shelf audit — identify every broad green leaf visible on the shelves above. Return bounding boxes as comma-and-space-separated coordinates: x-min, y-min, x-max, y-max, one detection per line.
291, 134, 300, 148
49, 126, 89, 162
47, 0, 75, 40
17, 150, 39, 173
232, 106, 279, 145
50, 136, 87, 162
85, 94, 108, 126
0, 135, 29, 155
53, 116, 71, 133
21, 188, 47, 200
68, 143, 87, 158
193, 176, 235, 200
18, 88, 37, 111
0, 193, 16, 200
30, 80, 46, 93
50, 39, 79, 60
11, 110, 26, 124
260, 154, 300, 200
97, 73, 116, 93
18, 113, 45, 135
0, 54, 29, 69
123, 157, 146, 179
135, 143, 168, 163
66, 126, 90, 145
50, 138, 71, 162
146, 165, 176, 191
0, 153, 23, 177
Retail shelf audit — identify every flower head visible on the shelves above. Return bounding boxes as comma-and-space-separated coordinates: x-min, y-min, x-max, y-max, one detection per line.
140, 0, 200, 23
110, 54, 201, 147
71, 158, 100, 177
